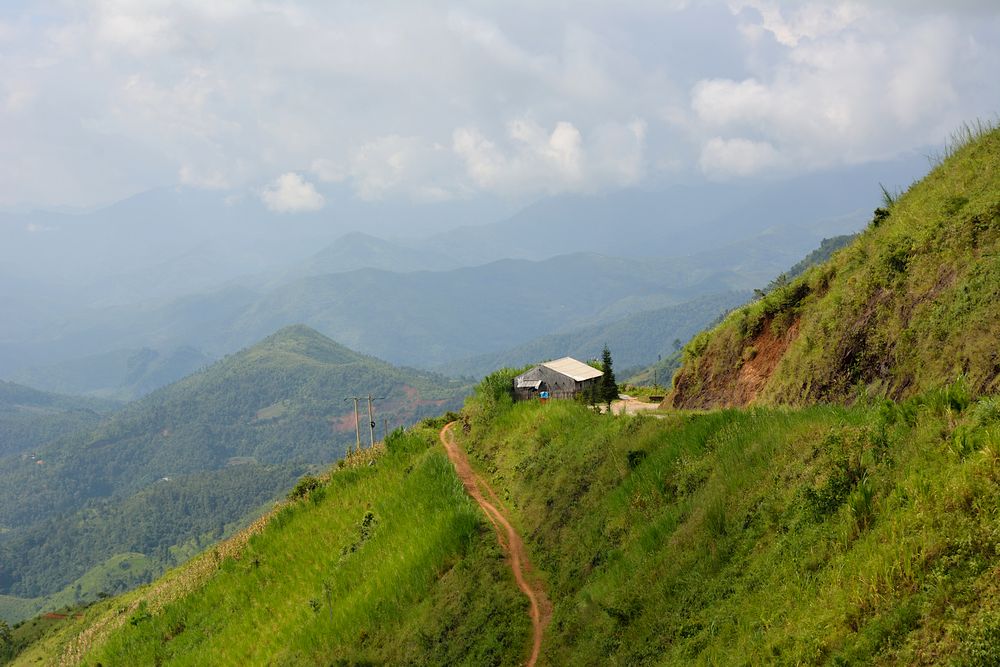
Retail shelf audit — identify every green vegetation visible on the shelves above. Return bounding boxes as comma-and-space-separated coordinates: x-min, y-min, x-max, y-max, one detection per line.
12, 426, 528, 666
0, 325, 467, 621
11, 346, 213, 401
0, 381, 119, 458
9, 127, 999, 665
459, 385, 1000, 664
672, 123, 1000, 407
754, 234, 856, 300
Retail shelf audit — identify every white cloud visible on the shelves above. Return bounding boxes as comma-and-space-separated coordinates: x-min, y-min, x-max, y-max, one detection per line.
453, 118, 646, 196
259, 172, 325, 213
349, 135, 460, 202
699, 137, 782, 178
0, 2, 997, 206
730, 1, 867, 47
310, 158, 346, 184
687, 3, 996, 176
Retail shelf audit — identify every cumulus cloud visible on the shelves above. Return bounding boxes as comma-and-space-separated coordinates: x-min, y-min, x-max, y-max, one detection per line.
259, 172, 325, 213
0, 2, 997, 206
729, 1, 867, 47
699, 137, 782, 178
453, 118, 646, 196
688, 2, 997, 176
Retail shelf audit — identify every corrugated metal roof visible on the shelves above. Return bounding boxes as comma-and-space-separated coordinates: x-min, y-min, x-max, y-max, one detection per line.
516, 379, 543, 389
541, 357, 603, 382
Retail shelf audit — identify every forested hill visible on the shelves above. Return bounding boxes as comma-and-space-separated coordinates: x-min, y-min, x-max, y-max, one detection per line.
0, 325, 467, 621
670, 123, 1000, 408
0, 381, 119, 458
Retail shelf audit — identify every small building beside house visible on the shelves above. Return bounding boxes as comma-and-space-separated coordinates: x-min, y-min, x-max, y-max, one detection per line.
513, 357, 603, 401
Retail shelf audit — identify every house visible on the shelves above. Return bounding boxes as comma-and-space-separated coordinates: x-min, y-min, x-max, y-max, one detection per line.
513, 357, 603, 401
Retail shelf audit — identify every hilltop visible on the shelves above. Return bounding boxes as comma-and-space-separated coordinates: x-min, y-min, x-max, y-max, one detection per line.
670, 123, 1000, 408
0, 325, 466, 624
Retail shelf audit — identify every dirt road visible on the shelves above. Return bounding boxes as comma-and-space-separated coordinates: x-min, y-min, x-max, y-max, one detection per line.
439, 423, 551, 667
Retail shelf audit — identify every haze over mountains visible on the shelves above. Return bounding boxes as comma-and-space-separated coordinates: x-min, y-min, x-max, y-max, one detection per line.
0, 326, 466, 623
0, 154, 925, 392
3, 1, 1000, 662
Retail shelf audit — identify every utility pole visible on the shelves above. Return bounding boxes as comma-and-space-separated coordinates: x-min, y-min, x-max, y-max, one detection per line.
367, 394, 376, 448
358, 395, 387, 448
345, 397, 362, 452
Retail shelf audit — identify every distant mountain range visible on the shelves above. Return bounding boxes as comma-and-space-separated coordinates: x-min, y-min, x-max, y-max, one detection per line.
10, 346, 212, 401
0, 326, 467, 621
0, 153, 926, 381
0, 222, 870, 381
437, 291, 749, 379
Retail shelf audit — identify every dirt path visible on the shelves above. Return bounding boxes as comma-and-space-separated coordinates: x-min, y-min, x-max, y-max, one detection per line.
439, 423, 551, 667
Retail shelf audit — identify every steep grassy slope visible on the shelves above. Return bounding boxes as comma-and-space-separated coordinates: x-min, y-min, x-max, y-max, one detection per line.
10, 426, 528, 666
0, 382, 119, 457
622, 235, 856, 388
458, 386, 1000, 665
670, 125, 1000, 408
0, 326, 466, 622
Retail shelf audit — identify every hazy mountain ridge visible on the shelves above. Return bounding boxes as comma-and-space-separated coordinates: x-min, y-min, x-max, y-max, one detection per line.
0, 156, 922, 380
10, 346, 212, 401
0, 382, 120, 458
0, 325, 467, 619
0, 220, 866, 380
437, 291, 749, 379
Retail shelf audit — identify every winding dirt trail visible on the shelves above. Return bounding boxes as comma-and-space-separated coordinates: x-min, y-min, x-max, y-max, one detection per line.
440, 423, 551, 667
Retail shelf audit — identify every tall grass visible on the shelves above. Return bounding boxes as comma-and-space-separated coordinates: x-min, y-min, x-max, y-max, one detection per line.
68, 426, 528, 666
461, 389, 1000, 664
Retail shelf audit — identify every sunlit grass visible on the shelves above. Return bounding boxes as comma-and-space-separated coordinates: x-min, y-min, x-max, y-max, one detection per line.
461, 389, 1000, 664
65, 425, 528, 666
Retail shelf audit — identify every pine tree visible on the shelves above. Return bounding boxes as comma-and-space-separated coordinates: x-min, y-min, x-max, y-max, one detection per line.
600, 345, 617, 404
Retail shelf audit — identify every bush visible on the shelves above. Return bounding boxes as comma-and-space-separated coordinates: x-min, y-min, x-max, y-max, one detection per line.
287, 475, 321, 500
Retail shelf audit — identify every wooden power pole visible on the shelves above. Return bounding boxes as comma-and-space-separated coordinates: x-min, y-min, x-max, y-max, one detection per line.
367, 394, 376, 448
345, 397, 362, 452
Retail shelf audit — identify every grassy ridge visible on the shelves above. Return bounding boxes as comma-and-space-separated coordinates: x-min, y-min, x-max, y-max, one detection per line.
17, 424, 528, 666
459, 386, 1000, 664
671, 124, 1000, 407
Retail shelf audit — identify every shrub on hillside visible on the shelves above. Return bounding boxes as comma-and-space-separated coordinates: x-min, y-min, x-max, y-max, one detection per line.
287, 475, 321, 500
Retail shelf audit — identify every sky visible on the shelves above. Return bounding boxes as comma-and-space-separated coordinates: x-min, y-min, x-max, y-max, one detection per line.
1, 1, 998, 212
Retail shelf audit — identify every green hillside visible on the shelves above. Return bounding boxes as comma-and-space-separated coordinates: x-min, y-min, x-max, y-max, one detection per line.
7, 426, 528, 666
16, 377, 1000, 665
453, 386, 1000, 664
0, 382, 119, 458
670, 123, 1000, 408
0, 326, 467, 623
